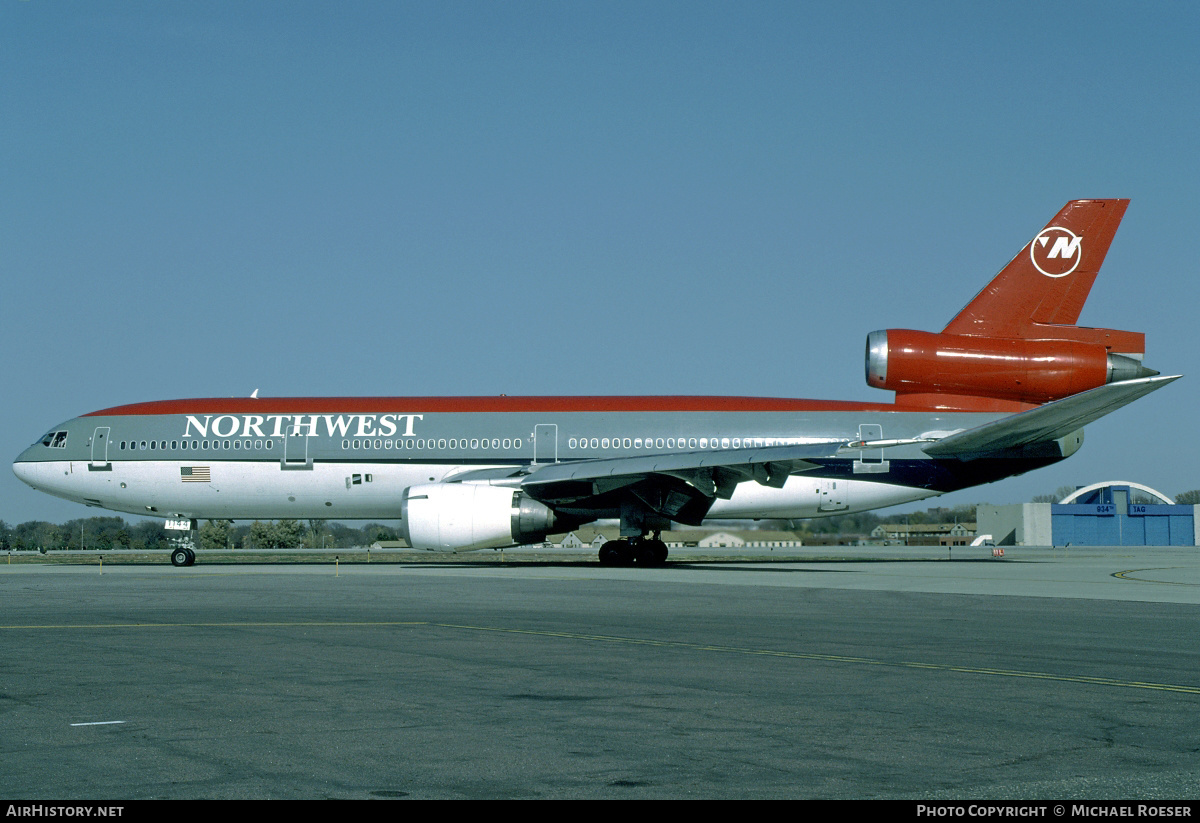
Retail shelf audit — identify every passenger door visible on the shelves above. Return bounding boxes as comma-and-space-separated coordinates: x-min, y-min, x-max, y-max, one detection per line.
89, 427, 111, 471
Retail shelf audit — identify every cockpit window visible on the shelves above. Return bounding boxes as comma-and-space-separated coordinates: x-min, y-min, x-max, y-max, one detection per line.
41, 431, 68, 448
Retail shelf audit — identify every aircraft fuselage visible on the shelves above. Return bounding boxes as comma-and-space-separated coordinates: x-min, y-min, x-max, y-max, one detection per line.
12, 396, 1049, 523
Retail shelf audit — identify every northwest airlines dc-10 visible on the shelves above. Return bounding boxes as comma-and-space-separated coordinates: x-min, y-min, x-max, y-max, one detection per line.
13, 200, 1179, 566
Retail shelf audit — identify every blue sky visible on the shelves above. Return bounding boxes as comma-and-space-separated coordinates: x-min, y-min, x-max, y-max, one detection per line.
3, 1, 1197, 525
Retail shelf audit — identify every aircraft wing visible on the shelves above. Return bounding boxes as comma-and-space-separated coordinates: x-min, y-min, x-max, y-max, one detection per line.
923, 374, 1181, 460
520, 441, 847, 525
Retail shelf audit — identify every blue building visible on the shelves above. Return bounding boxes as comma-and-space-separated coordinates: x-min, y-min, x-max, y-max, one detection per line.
978, 482, 1199, 547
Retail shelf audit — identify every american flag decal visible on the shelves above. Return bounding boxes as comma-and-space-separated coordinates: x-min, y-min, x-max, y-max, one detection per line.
181, 466, 211, 482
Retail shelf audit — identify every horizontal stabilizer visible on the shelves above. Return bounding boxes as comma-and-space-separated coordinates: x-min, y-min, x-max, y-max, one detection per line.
923, 375, 1180, 460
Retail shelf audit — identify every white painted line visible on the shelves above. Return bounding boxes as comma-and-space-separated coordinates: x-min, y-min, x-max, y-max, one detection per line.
70, 721, 126, 726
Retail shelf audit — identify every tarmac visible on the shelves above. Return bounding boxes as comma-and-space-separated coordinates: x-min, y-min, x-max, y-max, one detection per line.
2, 545, 1198, 799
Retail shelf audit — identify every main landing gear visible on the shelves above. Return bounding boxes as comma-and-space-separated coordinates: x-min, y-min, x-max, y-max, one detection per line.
598, 532, 668, 567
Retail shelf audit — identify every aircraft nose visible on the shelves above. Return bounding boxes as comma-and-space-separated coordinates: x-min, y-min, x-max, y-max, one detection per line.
12, 455, 42, 489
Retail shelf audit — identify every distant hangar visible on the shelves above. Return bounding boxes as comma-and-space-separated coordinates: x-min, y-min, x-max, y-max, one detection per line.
979, 482, 1198, 547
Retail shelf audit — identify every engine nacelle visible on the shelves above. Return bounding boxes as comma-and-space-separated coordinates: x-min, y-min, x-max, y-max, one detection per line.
866, 329, 1153, 405
399, 483, 559, 552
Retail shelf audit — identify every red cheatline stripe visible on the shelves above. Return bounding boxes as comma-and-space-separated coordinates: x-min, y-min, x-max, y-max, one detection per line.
83, 396, 903, 416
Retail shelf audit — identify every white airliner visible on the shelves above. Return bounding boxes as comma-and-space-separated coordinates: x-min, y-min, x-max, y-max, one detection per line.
13, 200, 1178, 566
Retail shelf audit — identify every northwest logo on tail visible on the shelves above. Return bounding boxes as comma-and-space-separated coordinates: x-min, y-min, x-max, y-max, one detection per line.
1030, 226, 1082, 277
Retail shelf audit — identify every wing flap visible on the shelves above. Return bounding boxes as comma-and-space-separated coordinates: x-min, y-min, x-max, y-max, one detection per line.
923, 375, 1180, 460
520, 440, 846, 525
522, 441, 845, 491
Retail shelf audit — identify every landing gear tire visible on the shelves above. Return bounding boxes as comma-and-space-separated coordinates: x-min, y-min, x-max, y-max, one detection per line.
599, 540, 633, 567
598, 543, 619, 566
597, 538, 667, 567
171, 548, 191, 567
635, 538, 668, 567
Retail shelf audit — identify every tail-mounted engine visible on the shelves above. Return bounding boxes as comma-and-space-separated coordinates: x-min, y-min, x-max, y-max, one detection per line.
400, 483, 560, 551
866, 329, 1156, 406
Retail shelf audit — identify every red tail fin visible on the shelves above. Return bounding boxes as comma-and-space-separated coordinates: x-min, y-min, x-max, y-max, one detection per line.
942, 199, 1129, 339
867, 199, 1153, 410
